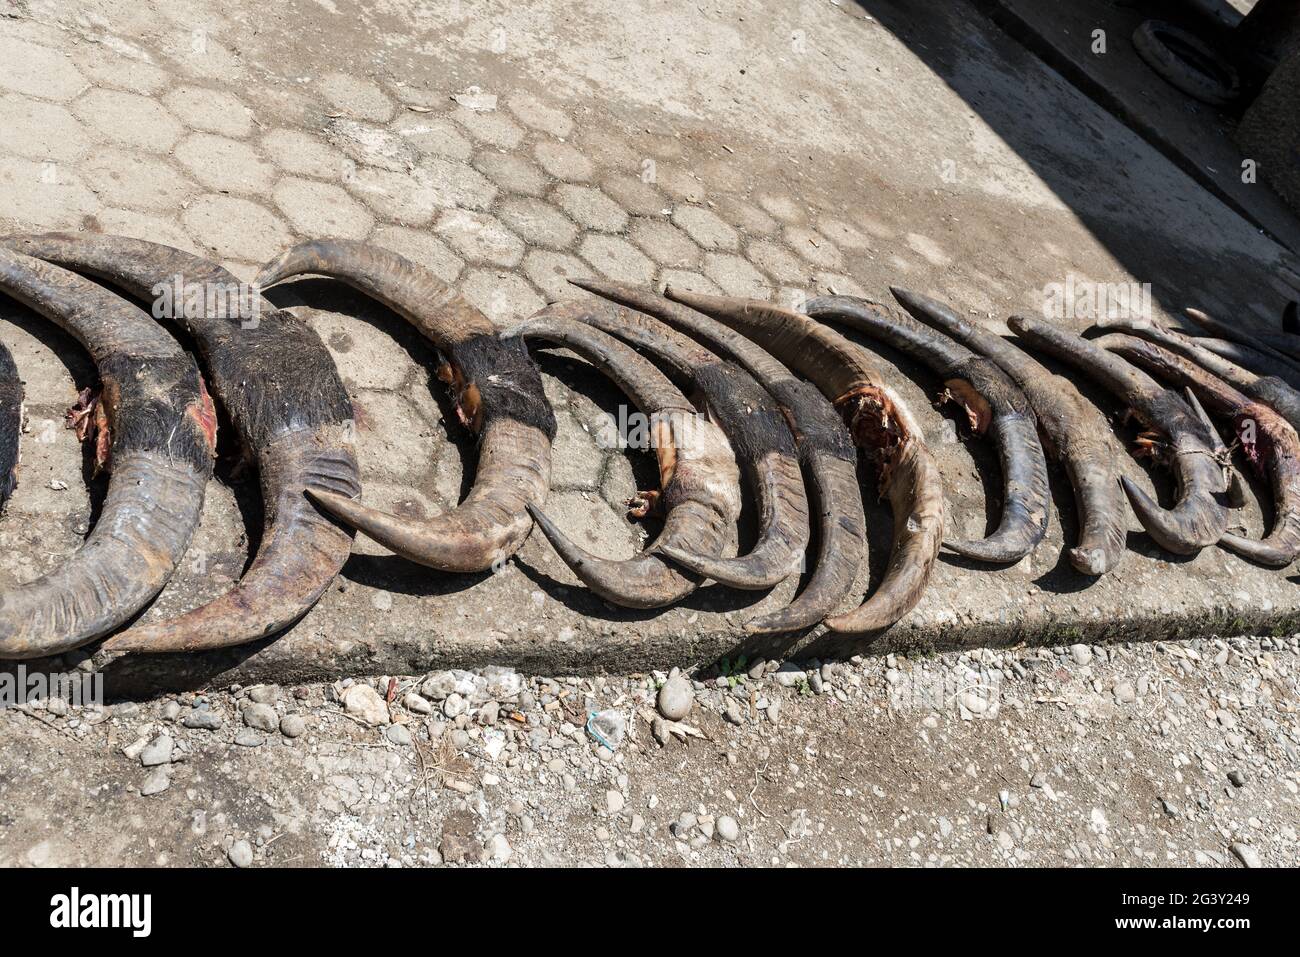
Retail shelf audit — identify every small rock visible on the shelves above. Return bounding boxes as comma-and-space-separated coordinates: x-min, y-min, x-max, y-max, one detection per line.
343, 684, 390, 726
1230, 843, 1261, 868
1113, 681, 1137, 704
606, 790, 625, 815
716, 815, 739, 843
227, 839, 253, 868
772, 662, 806, 687
657, 674, 694, 721
160, 701, 181, 721
442, 693, 467, 719
1069, 643, 1093, 665
234, 729, 264, 747
386, 724, 413, 746
140, 767, 171, 796
279, 714, 306, 738
247, 685, 278, 705
724, 699, 743, 725
1228, 769, 1247, 788
182, 710, 222, 730
651, 716, 670, 747
486, 833, 512, 863
139, 734, 173, 768
403, 693, 433, 715
241, 703, 278, 732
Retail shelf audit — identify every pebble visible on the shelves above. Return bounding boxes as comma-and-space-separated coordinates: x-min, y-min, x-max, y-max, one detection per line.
248, 685, 278, 705
343, 684, 390, 726
486, 833, 512, 863
1113, 681, 1137, 704
242, 703, 278, 732
606, 790, 625, 814
1228, 769, 1247, 788
716, 815, 739, 843
182, 710, 223, 730
651, 716, 671, 747
234, 729, 264, 747
403, 693, 433, 715
140, 767, 171, 796
723, 699, 743, 725
139, 735, 173, 768
657, 674, 694, 720
772, 662, 806, 687
227, 840, 253, 868
442, 693, 468, 719
386, 724, 413, 746
1070, 644, 1093, 665
160, 701, 181, 721
279, 714, 306, 738
1230, 843, 1261, 868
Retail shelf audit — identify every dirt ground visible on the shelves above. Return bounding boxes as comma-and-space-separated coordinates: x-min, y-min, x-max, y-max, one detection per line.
0, 0, 1297, 866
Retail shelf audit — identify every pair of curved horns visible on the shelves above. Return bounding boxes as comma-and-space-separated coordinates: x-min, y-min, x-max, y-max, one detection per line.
661, 287, 944, 634
1, 233, 361, 654
256, 240, 556, 574
569, 278, 866, 634
0, 248, 214, 658
806, 294, 1050, 565
504, 302, 741, 608
1008, 314, 1229, 555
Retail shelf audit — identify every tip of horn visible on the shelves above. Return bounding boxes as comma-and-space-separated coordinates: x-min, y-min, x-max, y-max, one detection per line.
254, 249, 299, 291
525, 503, 590, 570
656, 543, 798, 590
567, 275, 619, 297
888, 285, 924, 309
1067, 545, 1113, 577
1218, 531, 1298, 567
1119, 476, 1202, 555
941, 536, 1033, 564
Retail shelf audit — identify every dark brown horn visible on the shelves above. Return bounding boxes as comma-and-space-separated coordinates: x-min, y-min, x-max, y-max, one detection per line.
569, 278, 865, 633
891, 287, 1126, 575
1008, 314, 1229, 555
0, 249, 213, 658
0, 340, 19, 509
807, 295, 1049, 564
1184, 306, 1300, 363
1096, 333, 1300, 567
1096, 315, 1300, 432
1190, 337, 1300, 390
503, 302, 740, 608
555, 293, 808, 590
0, 233, 360, 653
256, 239, 555, 572
663, 287, 943, 634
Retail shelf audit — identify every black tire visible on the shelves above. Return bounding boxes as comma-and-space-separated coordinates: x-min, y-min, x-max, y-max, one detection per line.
1132, 20, 1240, 107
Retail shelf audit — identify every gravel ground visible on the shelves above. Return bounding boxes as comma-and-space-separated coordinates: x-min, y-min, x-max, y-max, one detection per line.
2, 631, 1296, 867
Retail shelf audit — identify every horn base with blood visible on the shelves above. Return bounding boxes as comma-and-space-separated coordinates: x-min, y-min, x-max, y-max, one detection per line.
0, 233, 362, 652
568, 277, 865, 633
662, 287, 943, 634
0, 248, 213, 659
